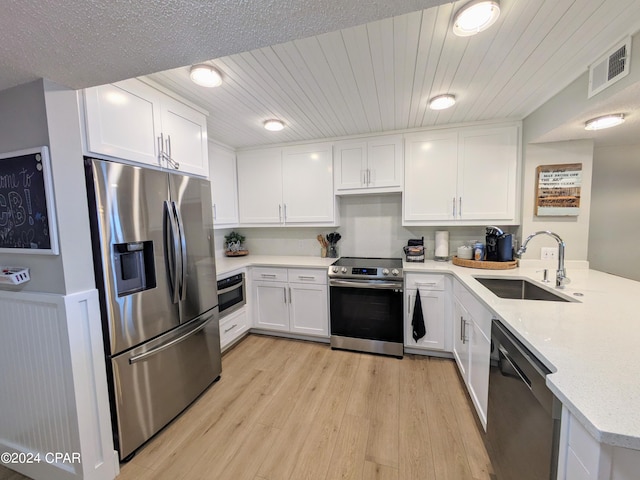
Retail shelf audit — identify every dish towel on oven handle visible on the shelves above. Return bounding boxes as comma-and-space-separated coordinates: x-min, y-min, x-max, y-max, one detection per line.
412, 289, 426, 341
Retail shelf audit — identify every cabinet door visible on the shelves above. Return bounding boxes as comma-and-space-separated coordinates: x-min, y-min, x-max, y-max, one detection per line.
161, 97, 209, 177
237, 148, 283, 224
367, 135, 403, 190
458, 125, 518, 221
468, 319, 491, 430
84, 79, 161, 166
282, 143, 334, 224
334, 141, 367, 191
452, 296, 470, 379
253, 281, 289, 331
405, 289, 446, 350
403, 131, 458, 222
289, 283, 328, 337
209, 143, 238, 227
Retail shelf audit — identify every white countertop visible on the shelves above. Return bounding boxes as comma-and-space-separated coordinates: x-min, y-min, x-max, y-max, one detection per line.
405, 259, 640, 451
215, 254, 640, 450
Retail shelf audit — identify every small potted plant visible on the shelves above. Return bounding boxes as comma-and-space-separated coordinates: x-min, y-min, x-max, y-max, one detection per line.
224, 231, 248, 257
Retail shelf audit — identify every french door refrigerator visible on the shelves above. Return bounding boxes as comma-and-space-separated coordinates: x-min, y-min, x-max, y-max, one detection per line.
84, 158, 221, 460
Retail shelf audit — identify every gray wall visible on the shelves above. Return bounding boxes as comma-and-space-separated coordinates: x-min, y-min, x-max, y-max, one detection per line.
588, 144, 640, 281
0, 80, 67, 293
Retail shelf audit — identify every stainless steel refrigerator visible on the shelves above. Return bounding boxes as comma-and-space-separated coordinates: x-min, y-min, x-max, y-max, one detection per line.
84, 158, 222, 460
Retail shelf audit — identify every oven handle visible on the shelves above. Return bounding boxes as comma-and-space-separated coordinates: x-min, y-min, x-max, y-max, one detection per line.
329, 279, 403, 290
217, 280, 244, 295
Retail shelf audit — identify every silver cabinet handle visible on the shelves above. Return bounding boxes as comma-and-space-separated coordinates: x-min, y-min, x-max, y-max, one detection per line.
224, 324, 238, 334
453, 196, 456, 217
459, 197, 462, 217
408, 294, 412, 314
415, 281, 437, 286
278, 204, 282, 222
283, 204, 287, 222
462, 318, 468, 344
261, 273, 277, 278
213, 204, 217, 220
362, 169, 366, 186
283, 287, 287, 303
297, 275, 316, 280
288, 286, 292, 303
157, 134, 164, 165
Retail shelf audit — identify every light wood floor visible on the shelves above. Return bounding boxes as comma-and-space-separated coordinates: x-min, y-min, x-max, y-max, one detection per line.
1, 334, 495, 480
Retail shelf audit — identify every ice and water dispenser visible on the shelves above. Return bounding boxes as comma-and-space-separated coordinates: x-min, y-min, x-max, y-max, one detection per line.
113, 241, 156, 296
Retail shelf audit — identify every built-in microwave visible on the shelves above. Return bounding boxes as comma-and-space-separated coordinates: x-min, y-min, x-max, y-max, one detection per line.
217, 272, 246, 318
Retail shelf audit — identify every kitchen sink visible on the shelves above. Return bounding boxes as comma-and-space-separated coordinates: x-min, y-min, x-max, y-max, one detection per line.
474, 277, 574, 302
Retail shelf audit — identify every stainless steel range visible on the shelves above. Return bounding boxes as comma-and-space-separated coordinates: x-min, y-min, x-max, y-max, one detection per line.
328, 257, 404, 358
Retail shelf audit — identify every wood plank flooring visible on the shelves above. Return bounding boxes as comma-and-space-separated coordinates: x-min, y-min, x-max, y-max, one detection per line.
0, 334, 495, 480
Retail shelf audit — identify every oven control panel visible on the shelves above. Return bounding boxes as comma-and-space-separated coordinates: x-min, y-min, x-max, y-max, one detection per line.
352, 267, 377, 275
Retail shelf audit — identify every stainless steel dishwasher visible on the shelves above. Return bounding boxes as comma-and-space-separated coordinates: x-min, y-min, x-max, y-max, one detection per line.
487, 320, 562, 480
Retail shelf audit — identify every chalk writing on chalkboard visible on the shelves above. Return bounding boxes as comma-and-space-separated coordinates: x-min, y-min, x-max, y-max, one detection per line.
0, 146, 59, 254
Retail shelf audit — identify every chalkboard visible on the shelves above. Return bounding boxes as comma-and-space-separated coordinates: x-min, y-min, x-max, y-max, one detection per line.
0, 146, 59, 254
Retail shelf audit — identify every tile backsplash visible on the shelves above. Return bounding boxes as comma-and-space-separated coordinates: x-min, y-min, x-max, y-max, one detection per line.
214, 194, 518, 259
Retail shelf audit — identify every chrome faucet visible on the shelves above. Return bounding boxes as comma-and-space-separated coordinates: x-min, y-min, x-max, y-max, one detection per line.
516, 231, 570, 288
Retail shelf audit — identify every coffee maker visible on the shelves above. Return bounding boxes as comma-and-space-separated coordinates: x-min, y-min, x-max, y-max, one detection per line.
486, 226, 514, 262
485, 226, 503, 261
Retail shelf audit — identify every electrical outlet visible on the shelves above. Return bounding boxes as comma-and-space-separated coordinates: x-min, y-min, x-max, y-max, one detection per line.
541, 247, 558, 260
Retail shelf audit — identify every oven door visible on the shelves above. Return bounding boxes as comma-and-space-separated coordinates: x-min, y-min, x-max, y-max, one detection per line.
329, 279, 404, 346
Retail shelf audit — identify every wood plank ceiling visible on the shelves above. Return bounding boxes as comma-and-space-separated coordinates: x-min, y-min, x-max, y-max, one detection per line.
146, 0, 640, 149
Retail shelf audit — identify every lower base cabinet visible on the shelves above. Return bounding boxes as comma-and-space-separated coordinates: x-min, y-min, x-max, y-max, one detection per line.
252, 267, 328, 337
220, 307, 249, 351
558, 406, 640, 480
452, 280, 492, 430
404, 274, 448, 351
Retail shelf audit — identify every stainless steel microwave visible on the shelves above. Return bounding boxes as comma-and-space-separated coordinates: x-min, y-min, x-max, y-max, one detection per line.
217, 272, 246, 317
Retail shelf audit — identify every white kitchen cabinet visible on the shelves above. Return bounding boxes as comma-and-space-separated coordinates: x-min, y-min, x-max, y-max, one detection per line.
557, 406, 640, 480
209, 142, 239, 227
159, 95, 209, 177
251, 267, 328, 338
219, 307, 249, 351
403, 123, 520, 225
404, 273, 448, 352
452, 280, 492, 430
237, 143, 336, 226
84, 78, 209, 176
334, 135, 403, 194
253, 280, 290, 332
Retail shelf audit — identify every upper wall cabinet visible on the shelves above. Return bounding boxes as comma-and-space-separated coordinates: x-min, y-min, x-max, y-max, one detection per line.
209, 142, 238, 227
403, 124, 520, 226
236, 143, 337, 226
83, 78, 209, 177
334, 135, 403, 194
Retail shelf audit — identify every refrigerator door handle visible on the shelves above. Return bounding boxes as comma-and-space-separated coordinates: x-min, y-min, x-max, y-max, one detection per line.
172, 201, 188, 302
128, 314, 213, 364
164, 200, 181, 304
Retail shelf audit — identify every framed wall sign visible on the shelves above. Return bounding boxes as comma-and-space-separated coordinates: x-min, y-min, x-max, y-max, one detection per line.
535, 163, 582, 216
0, 146, 59, 254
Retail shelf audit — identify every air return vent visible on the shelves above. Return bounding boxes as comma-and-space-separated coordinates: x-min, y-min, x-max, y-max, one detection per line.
588, 37, 631, 98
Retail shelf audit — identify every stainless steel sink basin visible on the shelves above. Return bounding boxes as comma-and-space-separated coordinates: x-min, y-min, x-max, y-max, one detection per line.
474, 277, 574, 302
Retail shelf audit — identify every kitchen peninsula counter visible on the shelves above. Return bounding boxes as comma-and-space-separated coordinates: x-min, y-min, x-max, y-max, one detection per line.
404, 259, 640, 452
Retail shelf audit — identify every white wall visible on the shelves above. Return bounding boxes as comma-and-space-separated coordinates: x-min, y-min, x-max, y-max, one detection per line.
588, 143, 640, 281
519, 140, 594, 262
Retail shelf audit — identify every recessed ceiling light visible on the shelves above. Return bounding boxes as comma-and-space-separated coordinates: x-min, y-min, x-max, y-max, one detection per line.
264, 119, 285, 131
584, 114, 625, 130
453, 0, 501, 37
429, 94, 457, 110
189, 64, 222, 87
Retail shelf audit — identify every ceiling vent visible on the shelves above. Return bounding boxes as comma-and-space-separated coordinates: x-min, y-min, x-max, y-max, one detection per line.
588, 37, 631, 98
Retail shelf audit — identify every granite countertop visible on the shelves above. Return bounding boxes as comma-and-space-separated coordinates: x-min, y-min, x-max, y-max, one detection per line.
215, 254, 640, 450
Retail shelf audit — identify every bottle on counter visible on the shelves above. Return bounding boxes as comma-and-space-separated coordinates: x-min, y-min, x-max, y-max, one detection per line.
473, 241, 485, 261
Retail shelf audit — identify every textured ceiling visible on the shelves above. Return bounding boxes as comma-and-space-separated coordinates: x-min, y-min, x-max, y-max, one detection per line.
0, 0, 449, 92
